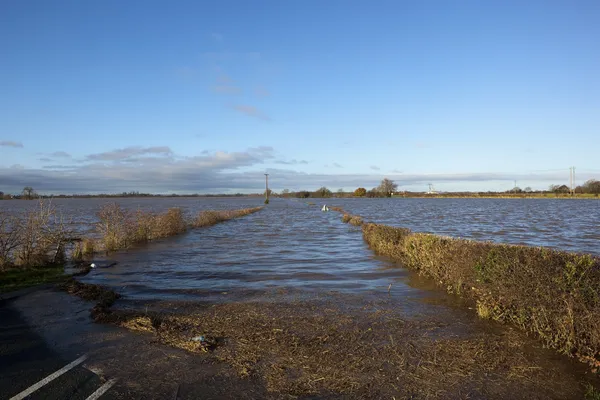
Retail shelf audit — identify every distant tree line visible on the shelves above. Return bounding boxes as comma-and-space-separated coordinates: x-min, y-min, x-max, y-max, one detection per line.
3, 178, 598, 200
0, 187, 255, 199
283, 179, 399, 199
535, 179, 600, 195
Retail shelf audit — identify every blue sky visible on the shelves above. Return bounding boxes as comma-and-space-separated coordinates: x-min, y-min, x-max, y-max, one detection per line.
1, 0, 599, 194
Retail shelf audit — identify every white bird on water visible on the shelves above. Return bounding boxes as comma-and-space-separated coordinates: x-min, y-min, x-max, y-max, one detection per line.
321, 204, 329, 212
89, 262, 116, 269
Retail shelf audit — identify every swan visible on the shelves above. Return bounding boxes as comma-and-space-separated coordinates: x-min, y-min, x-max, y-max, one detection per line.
90, 263, 96, 268
322, 204, 329, 212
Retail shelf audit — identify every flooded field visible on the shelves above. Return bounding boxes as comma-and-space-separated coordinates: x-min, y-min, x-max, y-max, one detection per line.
2, 196, 598, 254
333, 197, 600, 255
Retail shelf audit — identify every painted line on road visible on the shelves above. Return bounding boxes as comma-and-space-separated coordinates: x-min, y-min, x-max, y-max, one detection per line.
9, 354, 88, 400
85, 378, 117, 400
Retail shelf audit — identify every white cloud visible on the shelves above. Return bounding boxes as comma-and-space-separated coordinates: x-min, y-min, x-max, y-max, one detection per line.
86, 146, 173, 161
0, 144, 593, 194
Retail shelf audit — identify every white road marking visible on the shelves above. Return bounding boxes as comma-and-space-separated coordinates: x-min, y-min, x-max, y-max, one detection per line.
9, 354, 88, 400
85, 378, 117, 400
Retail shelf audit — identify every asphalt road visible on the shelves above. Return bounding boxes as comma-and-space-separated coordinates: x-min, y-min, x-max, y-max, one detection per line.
0, 288, 267, 400
0, 298, 115, 400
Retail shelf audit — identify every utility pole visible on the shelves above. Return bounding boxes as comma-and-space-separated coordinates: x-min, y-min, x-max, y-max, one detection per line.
264, 173, 269, 204
514, 180, 517, 194
569, 166, 576, 195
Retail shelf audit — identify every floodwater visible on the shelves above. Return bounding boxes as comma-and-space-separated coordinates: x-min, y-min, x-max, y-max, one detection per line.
333, 197, 600, 255
80, 199, 420, 302
2, 196, 598, 253
2, 197, 599, 299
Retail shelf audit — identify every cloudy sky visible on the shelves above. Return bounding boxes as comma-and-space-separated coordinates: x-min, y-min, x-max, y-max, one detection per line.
1, 0, 599, 194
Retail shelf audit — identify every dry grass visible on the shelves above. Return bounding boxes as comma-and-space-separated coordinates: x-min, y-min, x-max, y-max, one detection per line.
94, 204, 262, 254
71, 238, 96, 262
95, 204, 189, 252
92, 299, 598, 399
0, 201, 73, 270
362, 223, 600, 371
348, 216, 363, 226
193, 207, 263, 228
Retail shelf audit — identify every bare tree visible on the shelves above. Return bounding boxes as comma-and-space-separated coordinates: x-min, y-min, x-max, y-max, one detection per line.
583, 179, 600, 194
22, 186, 36, 200
0, 213, 21, 270
315, 187, 332, 198
377, 178, 398, 197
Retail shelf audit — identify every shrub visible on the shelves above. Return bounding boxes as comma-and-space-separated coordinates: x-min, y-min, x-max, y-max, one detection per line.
97, 203, 131, 252
348, 216, 363, 226
151, 208, 187, 239
362, 223, 600, 370
341, 213, 363, 226
194, 207, 263, 228
97, 204, 189, 252
0, 201, 72, 270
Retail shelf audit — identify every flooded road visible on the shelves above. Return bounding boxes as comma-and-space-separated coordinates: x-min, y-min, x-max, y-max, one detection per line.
81, 199, 422, 302
2, 196, 598, 254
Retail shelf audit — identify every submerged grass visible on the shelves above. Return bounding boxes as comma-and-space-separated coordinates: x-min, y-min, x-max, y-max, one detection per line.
93, 300, 598, 399
362, 223, 600, 371
58, 278, 121, 320
587, 385, 600, 400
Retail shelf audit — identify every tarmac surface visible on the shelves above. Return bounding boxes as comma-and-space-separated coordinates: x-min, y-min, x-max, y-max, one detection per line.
0, 286, 265, 400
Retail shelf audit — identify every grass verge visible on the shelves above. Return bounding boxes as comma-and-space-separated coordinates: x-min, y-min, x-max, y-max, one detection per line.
362, 223, 600, 371
0, 266, 66, 293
